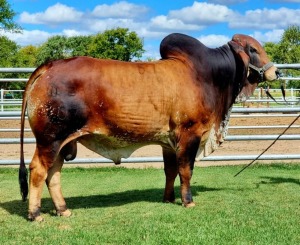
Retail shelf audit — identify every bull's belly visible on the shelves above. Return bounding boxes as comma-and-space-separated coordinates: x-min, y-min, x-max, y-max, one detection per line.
77, 132, 171, 164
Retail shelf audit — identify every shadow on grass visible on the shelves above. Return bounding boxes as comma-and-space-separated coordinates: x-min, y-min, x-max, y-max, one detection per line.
259, 176, 300, 186
0, 185, 221, 220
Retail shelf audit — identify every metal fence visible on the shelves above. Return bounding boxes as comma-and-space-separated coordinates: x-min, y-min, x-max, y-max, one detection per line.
0, 65, 300, 165
2, 88, 300, 112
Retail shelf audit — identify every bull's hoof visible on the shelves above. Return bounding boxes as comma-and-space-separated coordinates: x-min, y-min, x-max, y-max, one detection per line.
57, 209, 72, 217
28, 214, 44, 222
28, 209, 44, 222
163, 199, 175, 204
183, 202, 196, 208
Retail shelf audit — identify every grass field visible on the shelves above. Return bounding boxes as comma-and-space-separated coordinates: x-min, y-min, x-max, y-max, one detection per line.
0, 164, 299, 244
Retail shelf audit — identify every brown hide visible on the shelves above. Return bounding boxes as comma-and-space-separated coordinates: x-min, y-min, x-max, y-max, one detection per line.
26, 57, 209, 163
19, 33, 278, 221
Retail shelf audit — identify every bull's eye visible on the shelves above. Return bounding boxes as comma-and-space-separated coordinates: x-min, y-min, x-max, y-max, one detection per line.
250, 46, 258, 53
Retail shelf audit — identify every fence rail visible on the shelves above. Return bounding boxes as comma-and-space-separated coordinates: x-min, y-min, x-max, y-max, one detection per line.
2, 134, 300, 145
0, 65, 300, 165
2, 154, 300, 165
1, 107, 299, 165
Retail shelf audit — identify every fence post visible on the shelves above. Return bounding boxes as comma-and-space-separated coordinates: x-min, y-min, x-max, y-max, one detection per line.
259, 87, 262, 108
291, 87, 294, 108
266, 86, 270, 108
0, 88, 3, 112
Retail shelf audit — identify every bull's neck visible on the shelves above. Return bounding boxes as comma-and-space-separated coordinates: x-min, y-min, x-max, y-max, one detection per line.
210, 45, 242, 98
206, 45, 238, 85
194, 44, 242, 120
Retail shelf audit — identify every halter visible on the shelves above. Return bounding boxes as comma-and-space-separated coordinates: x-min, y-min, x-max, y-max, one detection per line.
248, 62, 274, 82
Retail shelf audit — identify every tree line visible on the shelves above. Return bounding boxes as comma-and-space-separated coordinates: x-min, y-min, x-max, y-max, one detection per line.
264, 25, 300, 89
0, 27, 145, 90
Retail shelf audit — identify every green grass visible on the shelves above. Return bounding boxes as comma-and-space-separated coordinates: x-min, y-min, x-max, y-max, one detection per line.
0, 164, 299, 245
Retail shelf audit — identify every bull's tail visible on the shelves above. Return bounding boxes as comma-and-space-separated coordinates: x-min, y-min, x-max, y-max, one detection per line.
19, 64, 48, 201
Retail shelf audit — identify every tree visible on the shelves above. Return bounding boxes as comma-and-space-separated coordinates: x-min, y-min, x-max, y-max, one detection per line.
35, 35, 68, 65
35, 29, 145, 65
36, 35, 95, 65
0, 38, 37, 91
0, 35, 18, 67
264, 25, 300, 89
0, 36, 19, 89
0, 0, 24, 91
66, 35, 93, 57
88, 28, 144, 61
13, 45, 38, 91
274, 25, 300, 64
276, 26, 300, 89
0, 0, 21, 32
15, 45, 38, 68
263, 42, 277, 61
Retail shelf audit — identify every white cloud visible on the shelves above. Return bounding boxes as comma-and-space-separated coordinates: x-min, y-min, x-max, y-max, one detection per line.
92, 1, 148, 18
150, 15, 203, 31
208, 0, 247, 4
229, 7, 300, 29
197, 34, 231, 47
19, 3, 83, 25
86, 18, 147, 34
252, 29, 284, 43
169, 2, 236, 25
28, 3, 149, 38
138, 28, 168, 39
1, 30, 52, 46
148, 2, 234, 32
62, 29, 90, 37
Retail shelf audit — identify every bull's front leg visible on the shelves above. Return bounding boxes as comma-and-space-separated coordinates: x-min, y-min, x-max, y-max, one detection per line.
177, 135, 200, 207
46, 154, 71, 218
162, 148, 178, 203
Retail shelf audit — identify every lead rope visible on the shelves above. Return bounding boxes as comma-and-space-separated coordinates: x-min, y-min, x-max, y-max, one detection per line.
264, 82, 300, 106
234, 113, 300, 177
234, 85, 300, 177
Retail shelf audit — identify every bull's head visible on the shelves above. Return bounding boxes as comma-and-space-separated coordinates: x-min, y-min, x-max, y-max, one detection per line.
228, 34, 279, 102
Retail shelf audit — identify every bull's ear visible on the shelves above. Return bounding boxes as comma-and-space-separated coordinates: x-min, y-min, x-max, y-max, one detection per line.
228, 40, 250, 68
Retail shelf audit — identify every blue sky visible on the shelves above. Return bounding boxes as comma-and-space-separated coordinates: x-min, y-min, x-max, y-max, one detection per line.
3, 0, 300, 59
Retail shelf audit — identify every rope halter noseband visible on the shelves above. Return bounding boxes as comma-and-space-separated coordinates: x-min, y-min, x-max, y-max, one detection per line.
248, 62, 274, 82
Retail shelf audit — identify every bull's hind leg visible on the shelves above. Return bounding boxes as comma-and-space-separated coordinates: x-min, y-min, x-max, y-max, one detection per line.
46, 154, 71, 218
45, 141, 77, 217
162, 148, 178, 203
28, 148, 48, 221
177, 135, 200, 207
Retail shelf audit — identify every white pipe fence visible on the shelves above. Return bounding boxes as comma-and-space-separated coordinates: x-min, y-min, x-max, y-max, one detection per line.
2, 154, 300, 165
2, 134, 300, 145
1, 107, 299, 165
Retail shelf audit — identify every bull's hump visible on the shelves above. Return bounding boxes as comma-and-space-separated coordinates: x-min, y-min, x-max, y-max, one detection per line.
160, 33, 206, 60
